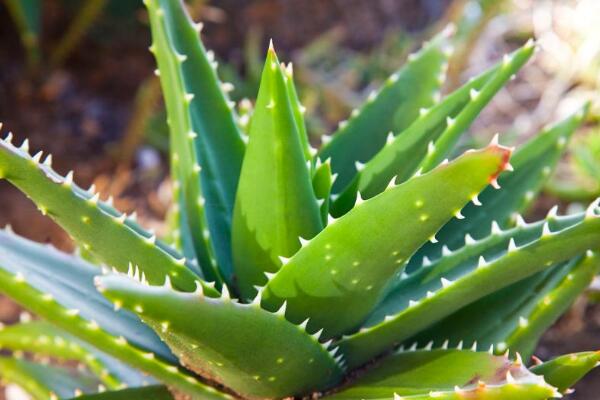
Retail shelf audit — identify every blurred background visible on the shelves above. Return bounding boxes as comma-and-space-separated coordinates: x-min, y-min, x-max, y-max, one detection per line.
0, 0, 599, 398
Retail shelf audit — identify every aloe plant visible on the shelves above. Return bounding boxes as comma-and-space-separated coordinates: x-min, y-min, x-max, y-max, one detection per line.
0, 1, 598, 399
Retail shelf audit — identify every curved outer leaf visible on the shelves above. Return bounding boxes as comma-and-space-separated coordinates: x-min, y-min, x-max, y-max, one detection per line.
0, 231, 228, 400
261, 144, 512, 339
419, 39, 535, 172
232, 46, 323, 300
147, 0, 246, 287
407, 251, 599, 359
330, 64, 497, 216
318, 28, 453, 193
0, 321, 121, 389
0, 229, 173, 361
0, 135, 220, 294
0, 321, 150, 389
0, 358, 99, 400
410, 104, 589, 269
399, 264, 562, 354
490, 251, 599, 357
97, 274, 344, 399
532, 351, 600, 393
324, 349, 558, 400
67, 385, 174, 400
374, 207, 593, 322
338, 202, 600, 368
145, 0, 219, 283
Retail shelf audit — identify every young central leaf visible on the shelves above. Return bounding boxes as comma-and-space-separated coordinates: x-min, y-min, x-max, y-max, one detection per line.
262, 144, 511, 339
232, 44, 322, 299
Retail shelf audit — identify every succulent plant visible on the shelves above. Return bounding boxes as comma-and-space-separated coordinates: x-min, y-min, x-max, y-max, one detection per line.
0, 0, 599, 399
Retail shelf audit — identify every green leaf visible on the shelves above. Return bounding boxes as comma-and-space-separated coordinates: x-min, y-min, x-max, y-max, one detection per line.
408, 251, 599, 359
410, 104, 589, 269
232, 45, 323, 299
329, 63, 496, 216
330, 42, 537, 216
145, 0, 220, 284
261, 144, 512, 339
324, 349, 559, 399
0, 230, 228, 400
318, 28, 453, 193
0, 229, 173, 361
532, 351, 600, 394
312, 158, 334, 225
66, 385, 175, 400
338, 201, 600, 368
147, 0, 246, 286
283, 62, 312, 161
0, 320, 150, 389
0, 321, 122, 389
0, 135, 219, 294
418, 39, 535, 172
379, 206, 592, 317
97, 273, 344, 399
487, 251, 599, 358
0, 358, 99, 400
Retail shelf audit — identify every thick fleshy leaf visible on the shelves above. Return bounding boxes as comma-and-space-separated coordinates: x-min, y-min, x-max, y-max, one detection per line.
66, 385, 175, 400
378, 206, 593, 317
0, 230, 228, 400
482, 251, 599, 358
261, 144, 512, 339
0, 321, 122, 389
410, 104, 589, 269
232, 45, 323, 299
0, 135, 219, 294
418, 39, 535, 171
324, 349, 558, 399
318, 27, 453, 193
0, 358, 98, 400
97, 274, 344, 399
146, 0, 246, 286
532, 351, 600, 394
0, 321, 150, 389
329, 64, 496, 216
145, 0, 219, 283
338, 201, 600, 368
0, 229, 172, 361
330, 41, 536, 216
408, 251, 599, 359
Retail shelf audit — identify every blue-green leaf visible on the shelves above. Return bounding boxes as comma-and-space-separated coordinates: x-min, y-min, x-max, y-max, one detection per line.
146, 0, 246, 286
